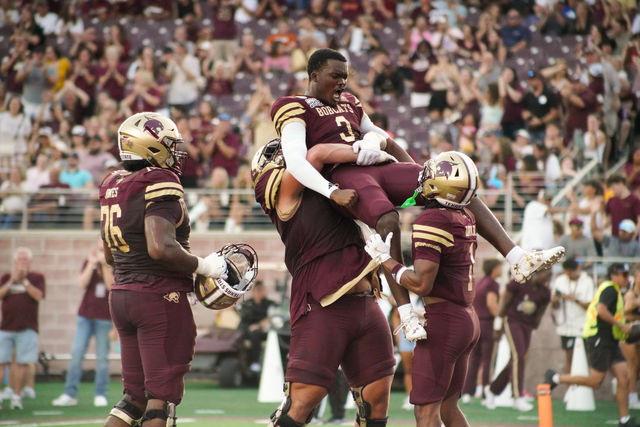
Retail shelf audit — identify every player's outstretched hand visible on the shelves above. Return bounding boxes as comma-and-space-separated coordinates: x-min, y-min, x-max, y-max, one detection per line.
196, 252, 228, 279
364, 232, 392, 264
330, 188, 358, 209
356, 148, 381, 166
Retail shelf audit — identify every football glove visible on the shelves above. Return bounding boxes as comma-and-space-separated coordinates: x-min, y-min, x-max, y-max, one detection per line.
364, 232, 393, 264
196, 252, 228, 279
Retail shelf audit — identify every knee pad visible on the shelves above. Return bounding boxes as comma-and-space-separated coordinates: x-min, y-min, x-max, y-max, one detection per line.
109, 399, 144, 426
141, 402, 177, 427
351, 386, 388, 427
268, 382, 312, 427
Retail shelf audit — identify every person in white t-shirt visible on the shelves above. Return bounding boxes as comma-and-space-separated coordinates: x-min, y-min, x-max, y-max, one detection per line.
521, 190, 562, 250
551, 259, 595, 374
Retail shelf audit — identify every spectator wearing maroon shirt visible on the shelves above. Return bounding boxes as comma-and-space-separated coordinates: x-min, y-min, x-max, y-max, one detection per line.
52, 240, 114, 408
0, 247, 45, 410
485, 270, 552, 412
231, 33, 264, 75
462, 259, 502, 402
561, 74, 598, 145
203, 114, 243, 178
605, 174, 640, 237
68, 47, 97, 101
95, 46, 127, 102
176, 117, 202, 188
120, 69, 163, 116
210, 0, 239, 65
623, 146, 640, 197
1, 35, 29, 97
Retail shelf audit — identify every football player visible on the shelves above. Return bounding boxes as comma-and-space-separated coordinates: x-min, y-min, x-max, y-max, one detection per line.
364, 151, 482, 427
253, 139, 395, 427
272, 48, 564, 342
101, 112, 229, 427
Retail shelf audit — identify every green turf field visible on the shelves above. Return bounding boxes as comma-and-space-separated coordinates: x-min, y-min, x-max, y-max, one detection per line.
0, 380, 626, 426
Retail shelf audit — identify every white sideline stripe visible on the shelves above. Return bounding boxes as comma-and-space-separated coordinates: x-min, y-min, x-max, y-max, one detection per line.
33, 411, 63, 415
255, 419, 272, 424
0, 418, 198, 426
516, 415, 539, 421
195, 409, 224, 414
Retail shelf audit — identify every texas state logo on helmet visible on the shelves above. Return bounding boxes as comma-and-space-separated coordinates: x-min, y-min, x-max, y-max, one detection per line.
419, 151, 479, 209
194, 244, 259, 310
118, 112, 186, 174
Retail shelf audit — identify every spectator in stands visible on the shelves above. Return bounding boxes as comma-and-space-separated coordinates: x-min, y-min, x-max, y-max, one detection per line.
68, 47, 97, 106
175, 117, 202, 189
59, 152, 93, 190
622, 267, 640, 410
0, 166, 27, 229
605, 174, 640, 237
558, 217, 598, 263
166, 41, 203, 114
486, 270, 552, 412
407, 40, 433, 109
239, 281, 276, 373
372, 59, 405, 97
461, 258, 502, 403
0, 247, 45, 410
55, 2, 85, 42
290, 34, 317, 74
584, 46, 621, 144
532, 142, 562, 190
34, 0, 59, 36
500, 9, 531, 58
545, 263, 636, 427
78, 135, 117, 186
203, 114, 243, 179
231, 33, 264, 75
624, 146, 640, 197
44, 46, 71, 93
120, 69, 162, 116
0, 96, 31, 167
583, 113, 608, 165
498, 67, 524, 139
235, 0, 258, 24
296, 15, 327, 48
535, 2, 567, 36
477, 82, 503, 133
245, 79, 277, 157
15, 45, 57, 120
1, 34, 29, 99
52, 240, 113, 408
25, 153, 50, 191
521, 190, 562, 251
53, 80, 90, 126
262, 40, 292, 73
96, 45, 127, 103
551, 259, 595, 374
344, 14, 380, 53
425, 51, 458, 119
264, 18, 297, 54
562, 72, 598, 144
255, 0, 287, 20
521, 70, 561, 142
211, 0, 239, 65
592, 217, 640, 260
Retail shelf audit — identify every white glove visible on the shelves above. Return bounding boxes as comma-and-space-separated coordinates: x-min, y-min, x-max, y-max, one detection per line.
195, 252, 228, 279
377, 151, 398, 164
364, 232, 393, 264
356, 148, 382, 166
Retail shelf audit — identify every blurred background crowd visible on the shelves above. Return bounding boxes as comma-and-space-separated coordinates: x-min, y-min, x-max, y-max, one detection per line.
0, 0, 638, 238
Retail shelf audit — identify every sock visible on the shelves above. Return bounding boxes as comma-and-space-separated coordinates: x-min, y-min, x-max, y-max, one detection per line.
505, 246, 526, 266
552, 373, 560, 384
631, 392, 638, 402
398, 303, 413, 322
620, 415, 630, 424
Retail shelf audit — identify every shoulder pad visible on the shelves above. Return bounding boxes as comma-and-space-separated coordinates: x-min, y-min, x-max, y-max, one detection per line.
143, 167, 184, 202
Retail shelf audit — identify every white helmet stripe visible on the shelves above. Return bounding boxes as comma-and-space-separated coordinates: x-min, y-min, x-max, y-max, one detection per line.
458, 153, 478, 206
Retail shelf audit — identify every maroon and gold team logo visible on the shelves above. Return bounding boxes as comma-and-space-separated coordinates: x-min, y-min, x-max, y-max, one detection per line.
434, 160, 458, 179
163, 292, 180, 303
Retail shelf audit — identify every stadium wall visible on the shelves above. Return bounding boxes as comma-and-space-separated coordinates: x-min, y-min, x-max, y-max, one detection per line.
0, 232, 607, 401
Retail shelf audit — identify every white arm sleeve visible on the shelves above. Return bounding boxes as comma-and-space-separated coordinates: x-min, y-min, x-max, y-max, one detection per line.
360, 113, 389, 138
281, 121, 338, 199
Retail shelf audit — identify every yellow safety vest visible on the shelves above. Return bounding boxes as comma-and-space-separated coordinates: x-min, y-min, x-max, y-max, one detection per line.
583, 280, 627, 340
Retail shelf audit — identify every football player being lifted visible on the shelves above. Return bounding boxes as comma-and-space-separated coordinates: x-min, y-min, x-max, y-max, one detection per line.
364, 151, 482, 427
272, 48, 564, 342
253, 139, 396, 427
100, 112, 257, 427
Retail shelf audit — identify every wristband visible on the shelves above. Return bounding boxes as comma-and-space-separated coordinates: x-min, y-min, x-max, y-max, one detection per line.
195, 256, 205, 275
327, 184, 339, 197
493, 317, 503, 331
392, 265, 408, 284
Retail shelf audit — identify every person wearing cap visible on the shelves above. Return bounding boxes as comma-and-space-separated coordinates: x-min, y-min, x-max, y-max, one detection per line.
499, 9, 530, 57
551, 259, 595, 374
605, 174, 640, 238
592, 217, 640, 262
557, 217, 597, 265
545, 263, 636, 427
60, 153, 93, 190
202, 113, 242, 178
521, 69, 561, 142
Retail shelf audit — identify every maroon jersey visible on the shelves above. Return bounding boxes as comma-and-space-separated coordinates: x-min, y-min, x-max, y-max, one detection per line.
0, 272, 46, 332
473, 275, 500, 321
254, 166, 374, 324
504, 279, 551, 328
271, 93, 365, 150
77, 260, 111, 321
99, 167, 192, 294
412, 207, 477, 306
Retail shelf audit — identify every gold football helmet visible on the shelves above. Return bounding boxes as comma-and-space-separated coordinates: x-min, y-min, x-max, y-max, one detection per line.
117, 112, 186, 174
419, 151, 479, 209
194, 244, 259, 310
251, 138, 285, 187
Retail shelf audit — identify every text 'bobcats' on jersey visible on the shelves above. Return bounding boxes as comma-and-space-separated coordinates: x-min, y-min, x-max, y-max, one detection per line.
99, 167, 193, 294
412, 207, 478, 307
271, 92, 365, 149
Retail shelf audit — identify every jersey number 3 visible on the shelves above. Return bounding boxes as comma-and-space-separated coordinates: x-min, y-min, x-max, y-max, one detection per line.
101, 204, 130, 253
336, 116, 356, 143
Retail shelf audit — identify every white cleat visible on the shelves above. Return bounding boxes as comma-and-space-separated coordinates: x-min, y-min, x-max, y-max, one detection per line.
512, 396, 534, 412
511, 246, 565, 284
10, 395, 22, 410
483, 386, 496, 410
402, 395, 413, 410
52, 394, 78, 407
461, 394, 472, 404
21, 387, 35, 399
